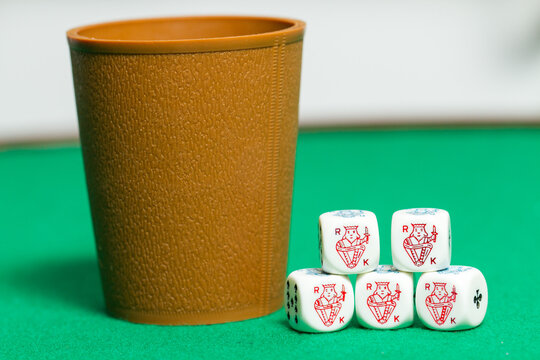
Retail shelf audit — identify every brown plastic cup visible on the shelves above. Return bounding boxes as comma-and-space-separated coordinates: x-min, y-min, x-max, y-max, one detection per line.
67, 16, 305, 325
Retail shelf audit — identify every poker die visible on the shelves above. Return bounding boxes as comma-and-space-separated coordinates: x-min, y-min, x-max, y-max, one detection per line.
391, 208, 451, 272
416, 266, 488, 330
319, 210, 379, 274
355, 265, 414, 329
284, 268, 354, 333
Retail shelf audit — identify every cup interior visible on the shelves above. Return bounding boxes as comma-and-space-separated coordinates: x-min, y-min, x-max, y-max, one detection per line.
68, 16, 304, 53
76, 17, 296, 41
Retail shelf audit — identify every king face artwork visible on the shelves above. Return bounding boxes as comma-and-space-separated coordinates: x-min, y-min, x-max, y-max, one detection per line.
402, 223, 438, 266
335, 225, 370, 269
366, 282, 401, 324
425, 282, 458, 325
314, 283, 347, 327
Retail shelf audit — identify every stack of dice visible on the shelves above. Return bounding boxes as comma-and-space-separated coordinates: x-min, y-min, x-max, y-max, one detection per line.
285, 208, 488, 332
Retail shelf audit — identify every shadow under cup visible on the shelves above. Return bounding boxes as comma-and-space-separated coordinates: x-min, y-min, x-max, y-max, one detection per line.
67, 16, 305, 325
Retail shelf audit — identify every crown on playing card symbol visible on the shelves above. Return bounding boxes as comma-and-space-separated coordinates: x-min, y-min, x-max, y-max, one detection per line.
343, 225, 359, 230
473, 289, 482, 309
322, 283, 336, 289
375, 281, 389, 286
433, 282, 446, 287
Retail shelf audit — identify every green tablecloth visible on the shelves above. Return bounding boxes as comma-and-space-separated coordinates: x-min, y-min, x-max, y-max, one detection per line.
1, 128, 539, 359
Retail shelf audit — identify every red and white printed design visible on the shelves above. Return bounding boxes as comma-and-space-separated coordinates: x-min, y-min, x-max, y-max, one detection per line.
366, 282, 401, 324
402, 223, 438, 266
314, 284, 346, 327
336, 226, 370, 268
425, 282, 457, 325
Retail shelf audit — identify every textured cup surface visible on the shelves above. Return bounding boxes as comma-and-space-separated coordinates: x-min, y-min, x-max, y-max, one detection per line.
68, 16, 305, 325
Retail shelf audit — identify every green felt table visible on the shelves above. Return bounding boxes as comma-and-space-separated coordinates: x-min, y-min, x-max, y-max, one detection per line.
1, 128, 539, 359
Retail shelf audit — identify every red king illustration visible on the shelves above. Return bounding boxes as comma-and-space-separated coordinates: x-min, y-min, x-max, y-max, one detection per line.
336, 225, 369, 268
425, 282, 457, 325
366, 282, 401, 324
402, 223, 438, 266
314, 284, 346, 326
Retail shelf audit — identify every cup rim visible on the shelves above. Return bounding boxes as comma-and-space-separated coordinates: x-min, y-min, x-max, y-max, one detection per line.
67, 15, 305, 54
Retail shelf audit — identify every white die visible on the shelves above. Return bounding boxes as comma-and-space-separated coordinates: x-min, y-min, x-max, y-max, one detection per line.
416, 266, 488, 330
391, 208, 451, 272
319, 210, 379, 274
284, 268, 354, 332
355, 265, 414, 329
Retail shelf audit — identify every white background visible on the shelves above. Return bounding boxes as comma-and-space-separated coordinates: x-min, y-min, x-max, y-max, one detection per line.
2, 0, 540, 143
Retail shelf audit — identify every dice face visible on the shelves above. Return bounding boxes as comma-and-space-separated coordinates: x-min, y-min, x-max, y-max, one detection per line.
284, 268, 354, 332
355, 265, 414, 329
319, 210, 379, 274
391, 208, 451, 272
416, 266, 488, 331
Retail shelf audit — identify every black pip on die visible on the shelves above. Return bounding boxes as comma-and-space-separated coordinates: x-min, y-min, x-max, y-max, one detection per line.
319, 210, 379, 274
416, 266, 488, 330
285, 269, 354, 332
391, 208, 451, 272
355, 265, 414, 329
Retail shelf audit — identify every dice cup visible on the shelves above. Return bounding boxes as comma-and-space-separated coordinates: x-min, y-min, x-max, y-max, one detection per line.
67, 16, 305, 325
